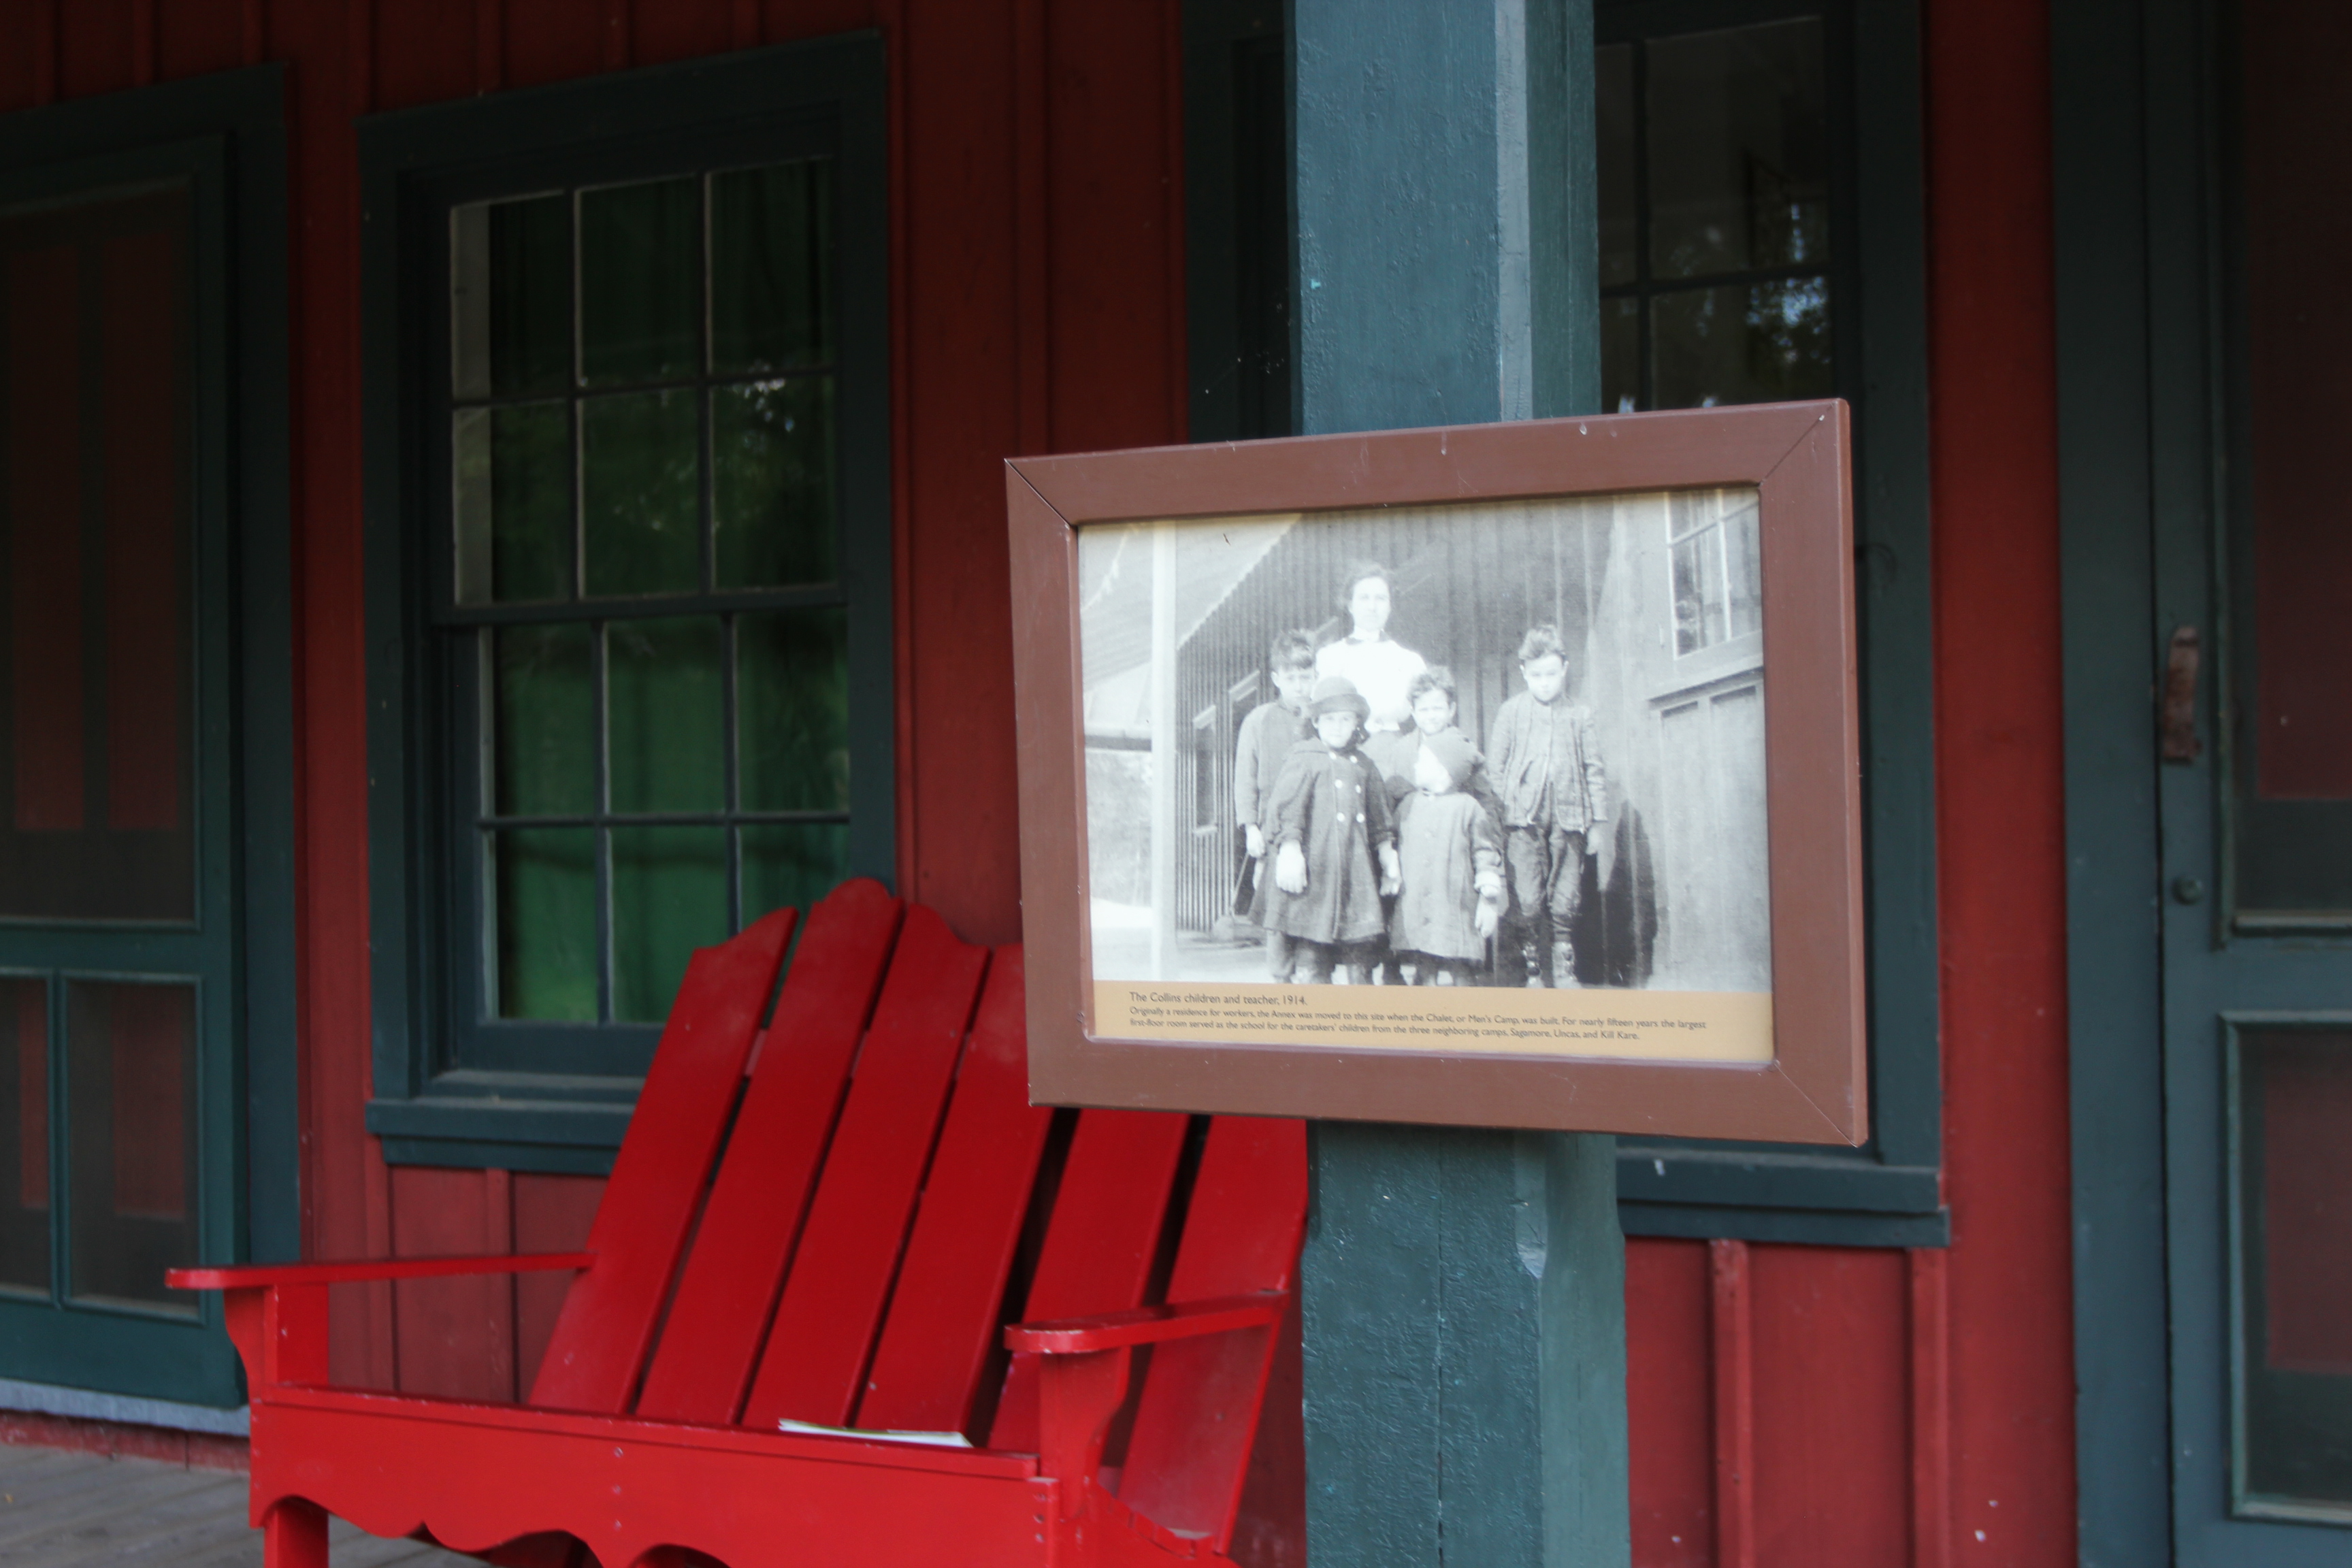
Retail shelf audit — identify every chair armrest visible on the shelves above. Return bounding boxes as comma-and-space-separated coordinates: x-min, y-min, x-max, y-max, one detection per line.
167, 1252, 595, 1291
1005, 1291, 1285, 1354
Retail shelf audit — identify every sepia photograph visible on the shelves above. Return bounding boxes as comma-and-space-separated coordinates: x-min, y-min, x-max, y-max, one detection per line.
1079, 489, 1773, 1000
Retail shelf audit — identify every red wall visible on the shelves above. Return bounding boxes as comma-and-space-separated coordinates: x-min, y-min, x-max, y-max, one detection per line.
0, 0, 2076, 1562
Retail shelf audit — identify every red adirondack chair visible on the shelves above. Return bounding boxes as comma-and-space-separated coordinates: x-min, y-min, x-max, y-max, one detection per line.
171, 880, 1306, 1568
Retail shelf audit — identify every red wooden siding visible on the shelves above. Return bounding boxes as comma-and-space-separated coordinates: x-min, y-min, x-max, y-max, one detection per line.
0, 0, 2076, 1562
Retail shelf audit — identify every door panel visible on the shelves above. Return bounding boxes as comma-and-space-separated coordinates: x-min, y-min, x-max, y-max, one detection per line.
0, 176, 240, 1403
2161, 0, 2352, 1556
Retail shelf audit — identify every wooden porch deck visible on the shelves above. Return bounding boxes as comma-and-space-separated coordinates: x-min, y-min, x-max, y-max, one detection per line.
0, 1441, 474, 1567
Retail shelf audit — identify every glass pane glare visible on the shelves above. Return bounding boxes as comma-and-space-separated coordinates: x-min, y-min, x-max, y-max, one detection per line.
580, 178, 700, 386
581, 389, 700, 596
65, 980, 197, 1313
455, 401, 572, 605
1725, 497, 1763, 639
742, 823, 851, 924
491, 828, 598, 1021
711, 160, 836, 374
1650, 278, 1831, 410
2238, 1031, 2352, 1511
1597, 45, 1637, 288
738, 608, 850, 812
1602, 298, 1640, 414
0, 977, 48, 1295
1646, 19, 1829, 280
452, 195, 573, 400
611, 826, 729, 1022
714, 378, 836, 587
608, 616, 725, 814
492, 625, 595, 817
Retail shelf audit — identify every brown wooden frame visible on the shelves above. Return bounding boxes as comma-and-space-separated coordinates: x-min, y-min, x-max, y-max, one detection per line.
1006, 402, 1865, 1143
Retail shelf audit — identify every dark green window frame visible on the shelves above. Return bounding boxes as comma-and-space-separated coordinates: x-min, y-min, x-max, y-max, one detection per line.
1187, 0, 1942, 1245
361, 39, 892, 1173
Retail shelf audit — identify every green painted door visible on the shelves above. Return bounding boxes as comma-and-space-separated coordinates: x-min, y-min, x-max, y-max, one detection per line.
2157, 0, 2352, 1554
0, 176, 244, 1406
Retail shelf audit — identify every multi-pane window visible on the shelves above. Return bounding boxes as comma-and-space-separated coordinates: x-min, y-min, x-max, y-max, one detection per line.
440, 161, 851, 1029
1667, 489, 1763, 657
1597, 17, 1836, 413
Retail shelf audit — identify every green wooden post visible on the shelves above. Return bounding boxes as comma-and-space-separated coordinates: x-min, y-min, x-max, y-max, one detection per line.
1290, 1, 1627, 1563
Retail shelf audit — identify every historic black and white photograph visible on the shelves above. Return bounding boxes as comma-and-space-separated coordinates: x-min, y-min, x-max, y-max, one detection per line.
1079, 491, 1771, 994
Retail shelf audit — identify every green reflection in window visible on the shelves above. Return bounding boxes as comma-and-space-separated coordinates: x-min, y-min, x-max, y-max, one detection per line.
611, 826, 729, 1022
493, 625, 594, 817
738, 607, 849, 812
580, 178, 701, 386
608, 615, 724, 814
582, 389, 700, 596
1650, 278, 1830, 409
715, 378, 836, 587
742, 823, 851, 925
711, 160, 834, 374
493, 828, 598, 1021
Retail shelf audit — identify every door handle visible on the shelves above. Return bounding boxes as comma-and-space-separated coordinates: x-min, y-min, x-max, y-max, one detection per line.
2162, 625, 2201, 763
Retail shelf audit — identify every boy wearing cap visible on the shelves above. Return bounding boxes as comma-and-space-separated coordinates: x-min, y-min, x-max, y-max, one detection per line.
1487, 624, 1607, 987
1264, 676, 1401, 983
1390, 728, 1505, 986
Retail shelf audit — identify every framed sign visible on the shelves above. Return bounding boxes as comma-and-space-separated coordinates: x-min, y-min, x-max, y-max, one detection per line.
1006, 403, 1864, 1143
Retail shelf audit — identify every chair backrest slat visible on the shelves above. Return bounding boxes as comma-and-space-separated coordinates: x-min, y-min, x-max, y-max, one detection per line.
985, 1108, 1192, 1452
737, 904, 989, 1431
525, 908, 798, 1415
632, 881, 902, 1424
853, 949, 1053, 1436
1113, 1116, 1309, 1546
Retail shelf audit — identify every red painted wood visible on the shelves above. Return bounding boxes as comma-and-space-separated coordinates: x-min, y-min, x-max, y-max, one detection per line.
1624, 1239, 1711, 1568
1708, 1239, 1756, 1568
988, 1109, 1190, 1452
1923, 0, 2079, 1560
738, 904, 989, 1430
631, 0, 730, 66
261, 1499, 328, 1568
370, 0, 472, 110
59, 0, 133, 99
526, 908, 796, 1414
157, 0, 244, 80
1119, 1118, 1308, 1548
500, 0, 604, 88
510, 1173, 602, 1395
7, 240, 82, 834
855, 947, 1055, 1435
171, 1254, 595, 1290
1009, 1294, 1282, 1354
635, 879, 902, 1424
389, 1166, 514, 1402
1227, 1292, 1305, 1568
1749, 1246, 1910, 1567
1910, 1247, 1953, 1568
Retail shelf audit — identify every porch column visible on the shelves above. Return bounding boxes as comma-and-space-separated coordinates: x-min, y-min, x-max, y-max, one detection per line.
1290, 3, 1629, 1566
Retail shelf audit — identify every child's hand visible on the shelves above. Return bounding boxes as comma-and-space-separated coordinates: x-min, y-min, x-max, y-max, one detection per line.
1377, 845, 1402, 898
1275, 842, 1308, 895
1245, 823, 1267, 859
1475, 896, 1501, 941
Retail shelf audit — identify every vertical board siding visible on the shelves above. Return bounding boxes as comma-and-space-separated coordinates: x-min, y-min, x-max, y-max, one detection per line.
5, 2, 2083, 1565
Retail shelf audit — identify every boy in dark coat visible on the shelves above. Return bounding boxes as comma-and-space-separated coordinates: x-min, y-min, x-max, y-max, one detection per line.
1390, 728, 1505, 985
1232, 630, 1319, 979
1266, 676, 1400, 983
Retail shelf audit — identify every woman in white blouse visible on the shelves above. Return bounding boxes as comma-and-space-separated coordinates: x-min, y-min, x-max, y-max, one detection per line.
1315, 561, 1427, 781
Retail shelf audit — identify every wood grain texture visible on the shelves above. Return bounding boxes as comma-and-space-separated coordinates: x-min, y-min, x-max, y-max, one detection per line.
855, 948, 1054, 1435
634, 880, 901, 1424
527, 910, 797, 1414
738, 904, 988, 1428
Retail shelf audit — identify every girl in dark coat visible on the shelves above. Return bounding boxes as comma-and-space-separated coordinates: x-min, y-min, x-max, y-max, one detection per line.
1266, 677, 1400, 983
